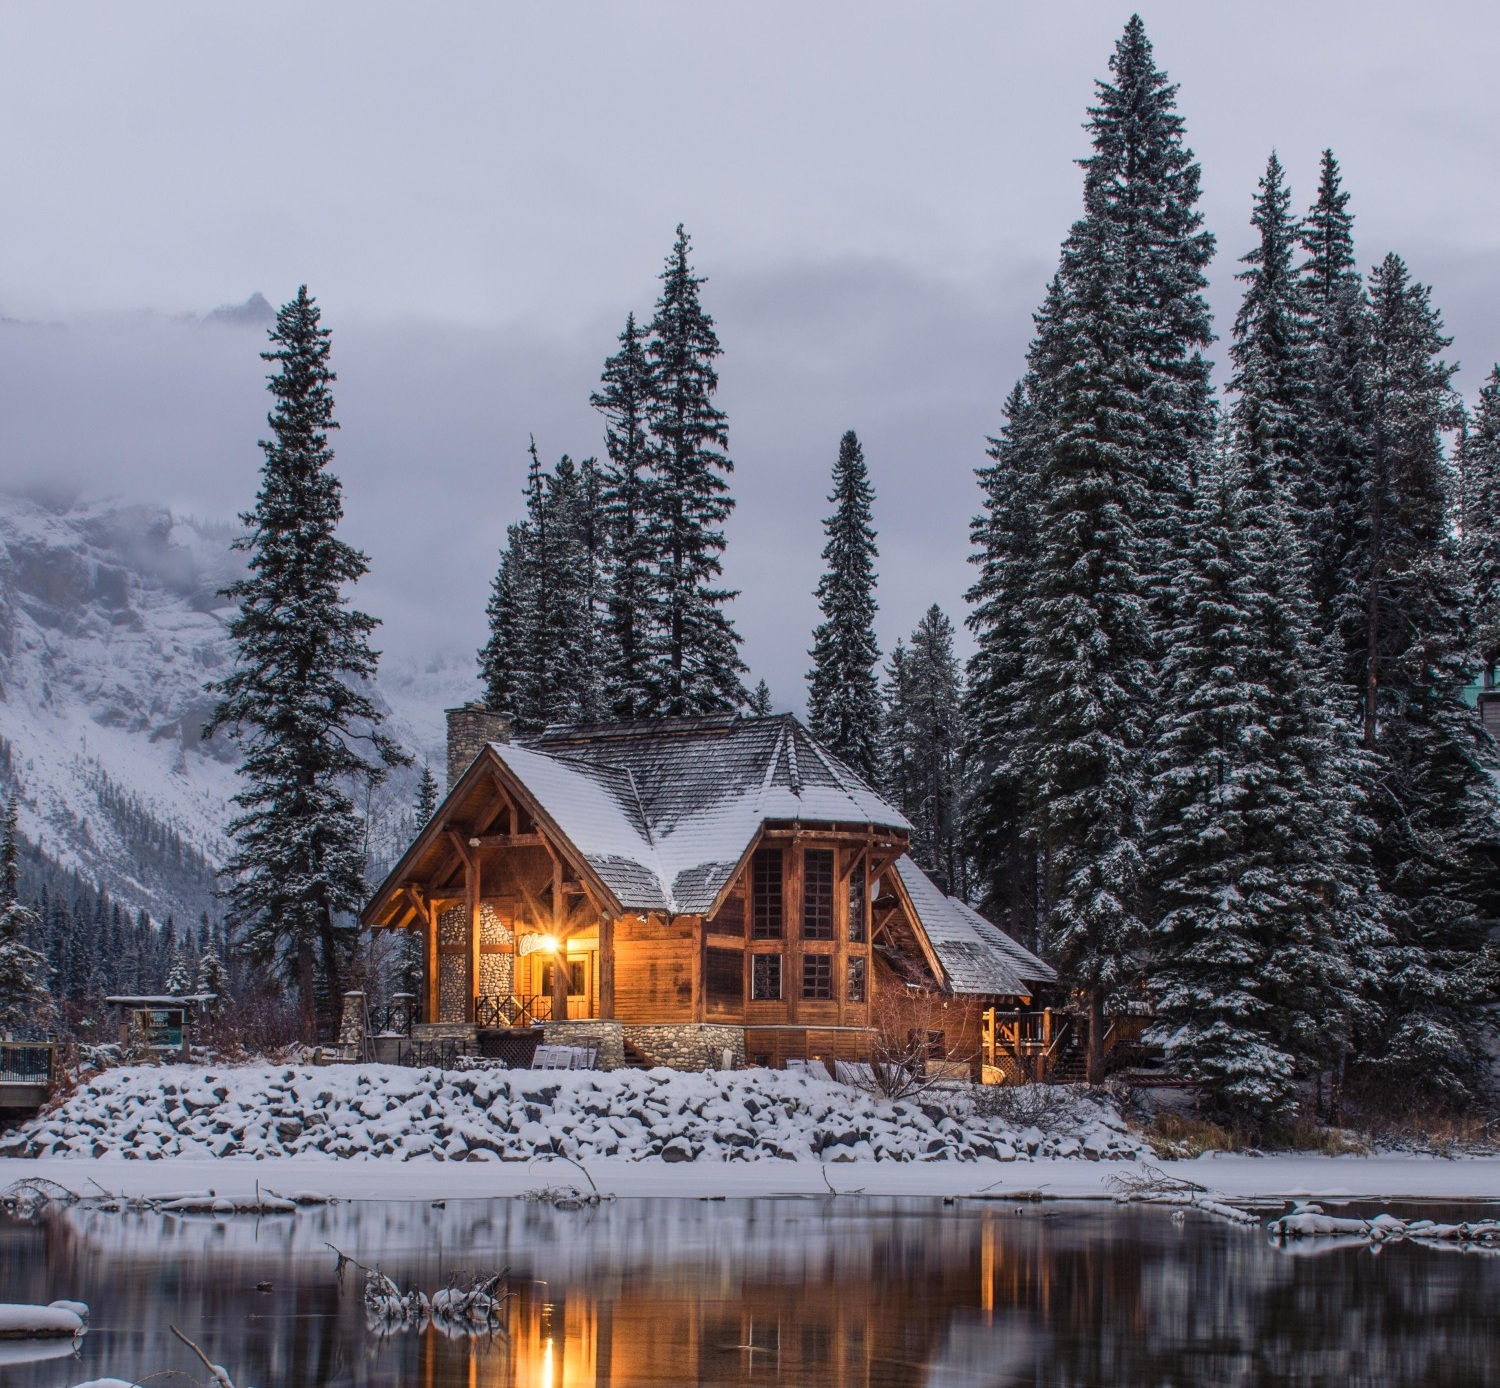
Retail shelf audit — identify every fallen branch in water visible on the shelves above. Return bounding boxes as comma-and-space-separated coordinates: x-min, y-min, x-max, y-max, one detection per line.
170, 1324, 242, 1387
1106, 1164, 1260, 1226
523, 1153, 614, 1208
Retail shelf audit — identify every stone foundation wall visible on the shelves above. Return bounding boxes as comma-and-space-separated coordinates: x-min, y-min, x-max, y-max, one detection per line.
411, 1023, 479, 1053
623, 1023, 746, 1072
542, 1020, 627, 1071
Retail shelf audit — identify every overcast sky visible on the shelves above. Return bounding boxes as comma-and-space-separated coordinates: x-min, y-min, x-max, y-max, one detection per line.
3, 0, 1498, 709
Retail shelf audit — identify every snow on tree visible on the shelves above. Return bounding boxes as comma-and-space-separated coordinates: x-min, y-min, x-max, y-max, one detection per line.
479, 442, 607, 733
1352, 255, 1499, 1103
965, 378, 1045, 948
1229, 152, 1315, 524
882, 607, 967, 897
205, 286, 408, 1028
0, 797, 52, 1036
195, 948, 231, 1007
806, 430, 883, 783
641, 225, 746, 715
165, 948, 194, 998
747, 679, 773, 716
1145, 450, 1373, 1126
414, 763, 439, 830
591, 311, 660, 720
1298, 150, 1373, 665
1455, 365, 1500, 664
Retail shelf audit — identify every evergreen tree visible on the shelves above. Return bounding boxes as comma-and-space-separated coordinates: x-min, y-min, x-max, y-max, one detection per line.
1074, 13, 1216, 603
196, 948, 231, 1007
1457, 366, 1500, 665
641, 226, 746, 714
883, 608, 967, 895
1298, 151, 1372, 659
478, 519, 530, 720
1354, 256, 1498, 1101
965, 379, 1045, 947
806, 431, 882, 781
747, 680, 773, 716
1145, 457, 1369, 1126
592, 312, 659, 719
414, 763, 439, 830
164, 948, 193, 997
205, 286, 407, 1028
1230, 152, 1314, 520
0, 798, 52, 1036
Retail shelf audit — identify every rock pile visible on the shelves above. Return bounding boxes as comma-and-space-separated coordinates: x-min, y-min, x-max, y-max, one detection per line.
5, 1064, 1146, 1165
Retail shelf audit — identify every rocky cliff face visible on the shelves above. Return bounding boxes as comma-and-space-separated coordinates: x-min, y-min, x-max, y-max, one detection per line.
0, 491, 470, 925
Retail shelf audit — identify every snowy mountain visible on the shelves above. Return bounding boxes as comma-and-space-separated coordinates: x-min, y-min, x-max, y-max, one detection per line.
0, 491, 474, 925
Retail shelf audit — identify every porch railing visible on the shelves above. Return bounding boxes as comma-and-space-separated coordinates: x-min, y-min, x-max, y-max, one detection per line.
0, 1042, 56, 1087
475, 994, 554, 1029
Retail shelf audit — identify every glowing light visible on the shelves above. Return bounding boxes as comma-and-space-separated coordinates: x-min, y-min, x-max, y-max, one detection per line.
541, 1335, 554, 1388
540, 934, 561, 953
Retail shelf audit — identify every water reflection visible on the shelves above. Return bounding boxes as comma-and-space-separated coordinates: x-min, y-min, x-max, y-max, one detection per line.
0, 1195, 1496, 1386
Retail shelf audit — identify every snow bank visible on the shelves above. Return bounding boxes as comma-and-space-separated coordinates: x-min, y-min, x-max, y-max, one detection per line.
2, 1064, 1146, 1166
0, 1301, 87, 1338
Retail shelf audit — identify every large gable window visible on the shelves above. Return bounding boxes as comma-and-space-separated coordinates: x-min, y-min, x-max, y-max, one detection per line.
802, 849, 834, 940
802, 953, 833, 1000
752, 848, 783, 939
848, 863, 867, 943
752, 953, 782, 1001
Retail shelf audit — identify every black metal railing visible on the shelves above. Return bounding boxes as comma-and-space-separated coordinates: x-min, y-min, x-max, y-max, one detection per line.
475, 994, 553, 1028
393, 1037, 463, 1070
0, 1042, 55, 1086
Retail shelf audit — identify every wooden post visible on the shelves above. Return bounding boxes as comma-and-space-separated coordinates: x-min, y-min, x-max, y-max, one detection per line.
466, 850, 480, 1026
599, 913, 615, 1019
550, 852, 568, 1021
424, 901, 439, 1026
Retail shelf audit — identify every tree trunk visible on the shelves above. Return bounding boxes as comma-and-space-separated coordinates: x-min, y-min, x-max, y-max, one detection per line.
1086, 990, 1105, 1086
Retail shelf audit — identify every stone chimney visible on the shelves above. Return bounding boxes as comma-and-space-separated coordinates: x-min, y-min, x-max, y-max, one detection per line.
446, 704, 512, 791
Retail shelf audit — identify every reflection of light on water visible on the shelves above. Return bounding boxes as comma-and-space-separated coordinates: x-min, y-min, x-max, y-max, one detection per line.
540, 1334, 553, 1388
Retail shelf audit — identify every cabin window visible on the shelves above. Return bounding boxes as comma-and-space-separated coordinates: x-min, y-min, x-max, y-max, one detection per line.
751, 953, 782, 1001
847, 865, 867, 943
706, 947, 743, 1004
846, 956, 867, 1003
802, 953, 833, 1000
751, 848, 784, 939
802, 849, 834, 939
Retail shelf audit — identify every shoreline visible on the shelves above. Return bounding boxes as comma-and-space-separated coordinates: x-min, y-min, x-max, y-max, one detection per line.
7, 1151, 1500, 1205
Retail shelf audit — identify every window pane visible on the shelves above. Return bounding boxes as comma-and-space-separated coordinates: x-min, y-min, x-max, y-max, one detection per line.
752, 848, 783, 939
846, 956, 867, 1003
751, 953, 782, 1001
706, 947, 743, 1003
847, 866, 867, 943
802, 849, 834, 939
802, 954, 833, 1000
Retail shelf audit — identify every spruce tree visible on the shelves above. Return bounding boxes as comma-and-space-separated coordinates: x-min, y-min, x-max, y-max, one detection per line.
806, 431, 882, 781
414, 763, 439, 830
883, 608, 967, 895
642, 226, 746, 714
747, 680, 773, 716
592, 312, 659, 719
165, 948, 194, 998
0, 797, 52, 1036
965, 378, 1046, 948
1230, 152, 1314, 520
196, 948, 231, 1007
1146, 455, 1370, 1126
205, 287, 407, 1028
1354, 256, 1499, 1102
1299, 151, 1372, 660
1458, 366, 1500, 664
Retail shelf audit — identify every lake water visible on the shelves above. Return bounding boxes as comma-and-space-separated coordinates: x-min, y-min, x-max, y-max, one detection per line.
2, 1195, 1498, 1386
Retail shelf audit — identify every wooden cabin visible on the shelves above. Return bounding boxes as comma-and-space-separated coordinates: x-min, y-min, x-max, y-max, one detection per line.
361, 709, 1054, 1074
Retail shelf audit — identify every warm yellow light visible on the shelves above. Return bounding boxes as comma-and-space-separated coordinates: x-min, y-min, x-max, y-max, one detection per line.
540, 934, 561, 953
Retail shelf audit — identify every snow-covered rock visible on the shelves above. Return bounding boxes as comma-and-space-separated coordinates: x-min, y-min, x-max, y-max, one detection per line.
0, 1301, 87, 1338
4, 1064, 1149, 1165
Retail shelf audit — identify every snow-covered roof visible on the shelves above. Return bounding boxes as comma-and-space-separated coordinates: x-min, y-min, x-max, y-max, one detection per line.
893, 857, 1055, 997
496, 715, 908, 915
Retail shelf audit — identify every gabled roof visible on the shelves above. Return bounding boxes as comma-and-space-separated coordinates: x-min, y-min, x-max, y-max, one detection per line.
497, 714, 907, 914
893, 857, 1055, 997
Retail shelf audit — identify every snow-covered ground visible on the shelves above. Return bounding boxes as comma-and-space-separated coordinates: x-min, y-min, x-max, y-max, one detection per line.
5, 1063, 1500, 1203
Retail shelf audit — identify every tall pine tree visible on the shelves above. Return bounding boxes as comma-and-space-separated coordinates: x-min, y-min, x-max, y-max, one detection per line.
1457, 366, 1500, 665
0, 797, 52, 1036
592, 312, 659, 719
641, 226, 746, 714
205, 287, 407, 1028
807, 430, 882, 782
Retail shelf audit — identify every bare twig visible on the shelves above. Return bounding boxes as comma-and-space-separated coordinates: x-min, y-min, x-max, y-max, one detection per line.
170, 1325, 237, 1386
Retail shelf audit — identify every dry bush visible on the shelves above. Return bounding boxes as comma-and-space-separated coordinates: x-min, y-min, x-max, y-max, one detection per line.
970, 1081, 1079, 1133
868, 981, 980, 1100
1144, 1111, 1242, 1158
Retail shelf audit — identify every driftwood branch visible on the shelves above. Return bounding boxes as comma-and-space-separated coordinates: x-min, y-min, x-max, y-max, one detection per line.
170, 1324, 238, 1387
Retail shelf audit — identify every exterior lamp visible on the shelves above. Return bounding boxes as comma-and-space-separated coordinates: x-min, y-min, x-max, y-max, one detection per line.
540, 934, 561, 953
